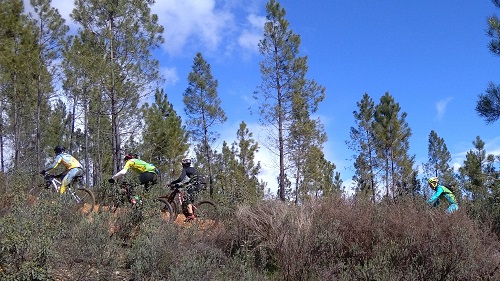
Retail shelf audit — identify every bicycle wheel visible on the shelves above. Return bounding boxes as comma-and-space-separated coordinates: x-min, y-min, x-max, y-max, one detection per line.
28, 184, 55, 204
157, 198, 175, 223
72, 188, 95, 216
193, 200, 218, 229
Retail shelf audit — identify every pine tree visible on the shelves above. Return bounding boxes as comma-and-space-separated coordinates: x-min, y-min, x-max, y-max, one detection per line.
213, 123, 265, 207
373, 92, 415, 199
0, 0, 39, 171
459, 136, 488, 200
141, 89, 189, 180
347, 93, 379, 202
424, 130, 454, 188
255, 0, 325, 201
30, 0, 69, 172
71, 0, 164, 174
232, 122, 265, 203
476, 1, 500, 124
183, 52, 227, 197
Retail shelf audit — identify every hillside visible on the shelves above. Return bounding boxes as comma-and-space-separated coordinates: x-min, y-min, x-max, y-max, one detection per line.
2, 188, 500, 280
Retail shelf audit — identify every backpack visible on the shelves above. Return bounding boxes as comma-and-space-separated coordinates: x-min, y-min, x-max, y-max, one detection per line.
442, 185, 455, 194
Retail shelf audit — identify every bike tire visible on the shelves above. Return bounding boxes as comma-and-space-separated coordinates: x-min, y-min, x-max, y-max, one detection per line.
107, 194, 125, 213
157, 198, 175, 223
73, 188, 95, 216
28, 184, 55, 203
193, 200, 218, 229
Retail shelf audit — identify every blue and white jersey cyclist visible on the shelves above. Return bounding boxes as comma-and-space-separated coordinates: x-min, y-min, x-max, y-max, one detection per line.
40, 145, 83, 194
427, 177, 458, 213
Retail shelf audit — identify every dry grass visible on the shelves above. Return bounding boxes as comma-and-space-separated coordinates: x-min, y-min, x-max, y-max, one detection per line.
220, 195, 500, 280
2, 181, 500, 280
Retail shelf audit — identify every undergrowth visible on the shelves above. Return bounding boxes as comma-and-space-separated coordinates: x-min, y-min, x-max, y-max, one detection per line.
1, 180, 499, 280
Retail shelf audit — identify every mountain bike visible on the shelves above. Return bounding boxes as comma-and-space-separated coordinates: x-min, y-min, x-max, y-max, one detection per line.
99, 181, 143, 213
99, 180, 174, 223
29, 172, 95, 216
158, 183, 218, 228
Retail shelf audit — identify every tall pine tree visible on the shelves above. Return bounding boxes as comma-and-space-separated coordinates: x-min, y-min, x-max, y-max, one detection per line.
183, 52, 227, 197
71, 0, 164, 174
255, 0, 326, 201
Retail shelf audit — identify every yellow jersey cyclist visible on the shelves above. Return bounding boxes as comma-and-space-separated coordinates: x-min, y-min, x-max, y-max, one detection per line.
427, 177, 459, 213
40, 145, 83, 194
109, 153, 160, 193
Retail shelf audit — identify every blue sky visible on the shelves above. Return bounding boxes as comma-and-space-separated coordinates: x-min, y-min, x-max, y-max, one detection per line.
49, 0, 500, 194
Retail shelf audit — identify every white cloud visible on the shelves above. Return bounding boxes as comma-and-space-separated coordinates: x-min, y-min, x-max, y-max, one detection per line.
161, 67, 179, 85
152, 0, 234, 56
44, 0, 265, 60
435, 97, 453, 120
237, 14, 265, 54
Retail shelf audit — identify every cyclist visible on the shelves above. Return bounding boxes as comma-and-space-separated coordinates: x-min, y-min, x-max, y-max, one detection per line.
427, 177, 459, 213
169, 158, 202, 221
40, 145, 83, 194
109, 153, 159, 204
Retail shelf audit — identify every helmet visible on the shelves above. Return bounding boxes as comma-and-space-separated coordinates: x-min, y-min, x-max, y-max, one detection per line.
124, 153, 137, 161
181, 158, 192, 166
54, 145, 66, 154
428, 177, 439, 189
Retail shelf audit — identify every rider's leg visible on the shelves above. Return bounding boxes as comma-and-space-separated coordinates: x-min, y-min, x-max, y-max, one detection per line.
447, 203, 459, 214
60, 168, 83, 194
139, 172, 156, 192
185, 189, 196, 220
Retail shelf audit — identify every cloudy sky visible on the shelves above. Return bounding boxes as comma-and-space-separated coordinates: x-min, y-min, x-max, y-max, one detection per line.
42, 0, 500, 194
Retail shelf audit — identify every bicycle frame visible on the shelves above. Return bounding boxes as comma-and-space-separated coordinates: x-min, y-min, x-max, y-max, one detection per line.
166, 183, 206, 214
167, 187, 188, 214
44, 174, 86, 204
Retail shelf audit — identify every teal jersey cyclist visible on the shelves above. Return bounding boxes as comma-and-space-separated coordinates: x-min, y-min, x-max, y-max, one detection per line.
427, 177, 458, 213
109, 153, 159, 192
40, 145, 83, 194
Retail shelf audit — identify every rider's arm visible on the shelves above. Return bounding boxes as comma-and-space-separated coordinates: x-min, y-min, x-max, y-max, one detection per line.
427, 186, 444, 204
44, 155, 63, 173
170, 168, 187, 185
111, 160, 133, 181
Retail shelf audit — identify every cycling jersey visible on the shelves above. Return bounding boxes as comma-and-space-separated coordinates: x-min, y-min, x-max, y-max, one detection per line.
44, 152, 83, 194
45, 152, 82, 172
112, 158, 158, 183
123, 159, 157, 174
427, 184, 458, 213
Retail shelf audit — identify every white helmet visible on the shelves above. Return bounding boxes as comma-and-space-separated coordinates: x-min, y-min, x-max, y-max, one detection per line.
181, 158, 192, 166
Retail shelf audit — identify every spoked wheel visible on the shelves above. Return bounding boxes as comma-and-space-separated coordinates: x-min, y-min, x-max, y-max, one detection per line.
157, 198, 175, 223
70, 188, 95, 216
192, 200, 218, 230
28, 185, 46, 203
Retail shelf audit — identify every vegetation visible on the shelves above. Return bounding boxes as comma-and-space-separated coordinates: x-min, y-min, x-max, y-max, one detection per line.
2, 0, 500, 279
1, 183, 500, 280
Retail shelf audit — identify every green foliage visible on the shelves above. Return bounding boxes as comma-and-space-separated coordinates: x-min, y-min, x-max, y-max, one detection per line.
213, 122, 265, 207
373, 92, 416, 199
183, 52, 227, 197
255, 0, 328, 202
424, 130, 454, 183
476, 2, 500, 124
141, 89, 189, 179
348, 93, 378, 201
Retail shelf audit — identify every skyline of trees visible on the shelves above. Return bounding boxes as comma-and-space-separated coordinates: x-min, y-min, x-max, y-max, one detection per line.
1, 0, 499, 204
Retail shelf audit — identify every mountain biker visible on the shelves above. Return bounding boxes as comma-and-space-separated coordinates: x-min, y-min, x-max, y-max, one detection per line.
169, 157, 202, 221
427, 177, 459, 213
109, 153, 159, 204
40, 145, 83, 194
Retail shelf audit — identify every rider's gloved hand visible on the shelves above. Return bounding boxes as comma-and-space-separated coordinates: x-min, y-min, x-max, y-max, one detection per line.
39, 170, 46, 175
108, 178, 115, 184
